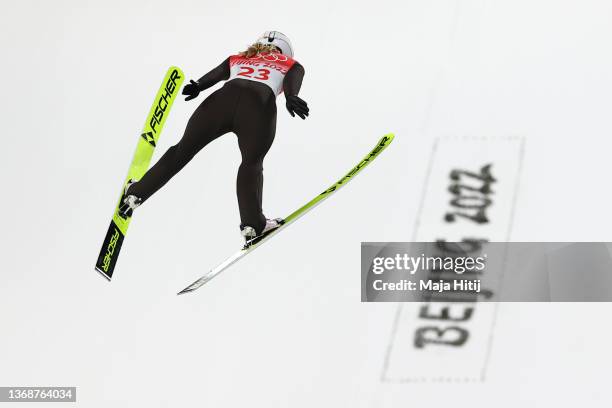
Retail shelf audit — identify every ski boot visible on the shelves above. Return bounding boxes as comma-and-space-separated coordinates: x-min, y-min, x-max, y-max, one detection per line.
241, 218, 285, 248
117, 179, 142, 219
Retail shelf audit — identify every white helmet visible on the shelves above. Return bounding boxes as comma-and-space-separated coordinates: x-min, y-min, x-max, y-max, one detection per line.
256, 31, 293, 58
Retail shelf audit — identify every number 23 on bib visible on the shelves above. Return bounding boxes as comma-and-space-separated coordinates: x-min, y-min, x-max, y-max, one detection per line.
229, 53, 297, 95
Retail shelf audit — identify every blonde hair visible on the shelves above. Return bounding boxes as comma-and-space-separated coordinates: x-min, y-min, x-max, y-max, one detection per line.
239, 43, 280, 58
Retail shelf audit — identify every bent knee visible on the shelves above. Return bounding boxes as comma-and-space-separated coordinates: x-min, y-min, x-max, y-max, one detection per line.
239, 155, 264, 169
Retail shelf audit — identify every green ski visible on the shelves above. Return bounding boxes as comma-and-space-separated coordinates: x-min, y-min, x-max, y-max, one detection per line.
178, 133, 395, 294
95, 66, 184, 280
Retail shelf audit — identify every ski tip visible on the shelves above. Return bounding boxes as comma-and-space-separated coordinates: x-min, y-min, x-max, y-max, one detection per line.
168, 65, 184, 74
381, 133, 395, 143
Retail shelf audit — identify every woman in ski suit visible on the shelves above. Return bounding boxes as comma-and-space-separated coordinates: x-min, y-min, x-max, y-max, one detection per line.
119, 31, 309, 242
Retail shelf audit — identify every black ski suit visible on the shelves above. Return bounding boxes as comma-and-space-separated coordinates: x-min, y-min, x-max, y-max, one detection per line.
128, 56, 305, 233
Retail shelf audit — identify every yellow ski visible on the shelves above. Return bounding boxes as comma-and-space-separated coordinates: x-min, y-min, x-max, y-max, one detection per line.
95, 67, 184, 280
178, 133, 395, 294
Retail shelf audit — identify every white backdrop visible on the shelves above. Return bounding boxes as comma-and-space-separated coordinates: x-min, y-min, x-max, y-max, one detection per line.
1, 0, 612, 406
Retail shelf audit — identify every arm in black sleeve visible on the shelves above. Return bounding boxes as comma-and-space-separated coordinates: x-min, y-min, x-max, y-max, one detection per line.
283, 62, 305, 96
196, 57, 231, 91
283, 62, 309, 119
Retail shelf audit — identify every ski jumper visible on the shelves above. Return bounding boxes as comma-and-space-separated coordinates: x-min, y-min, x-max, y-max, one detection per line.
128, 52, 305, 233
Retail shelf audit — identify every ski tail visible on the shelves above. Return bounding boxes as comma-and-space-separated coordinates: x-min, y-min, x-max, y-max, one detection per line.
177, 133, 395, 294
95, 221, 125, 280
95, 66, 184, 280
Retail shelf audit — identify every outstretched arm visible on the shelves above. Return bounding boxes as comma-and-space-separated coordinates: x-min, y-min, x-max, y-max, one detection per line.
284, 62, 305, 96
284, 63, 309, 119
196, 57, 231, 90
183, 58, 231, 101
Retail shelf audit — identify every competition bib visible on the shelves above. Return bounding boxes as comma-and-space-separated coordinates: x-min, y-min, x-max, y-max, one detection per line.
228, 53, 296, 96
